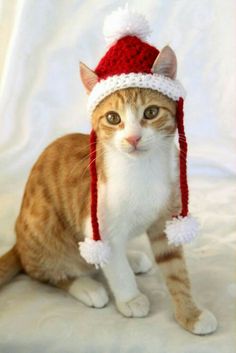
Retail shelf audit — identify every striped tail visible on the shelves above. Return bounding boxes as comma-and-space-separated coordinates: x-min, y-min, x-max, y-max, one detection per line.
0, 245, 22, 287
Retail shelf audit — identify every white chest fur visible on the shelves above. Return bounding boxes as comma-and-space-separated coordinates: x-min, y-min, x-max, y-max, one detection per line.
98, 145, 177, 241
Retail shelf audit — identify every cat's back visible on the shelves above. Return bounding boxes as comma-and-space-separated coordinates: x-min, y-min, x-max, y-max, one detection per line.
28, 132, 90, 183
42, 133, 90, 165
16, 133, 91, 229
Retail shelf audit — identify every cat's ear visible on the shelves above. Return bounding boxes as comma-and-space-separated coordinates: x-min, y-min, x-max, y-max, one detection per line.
151, 46, 177, 79
79, 62, 98, 93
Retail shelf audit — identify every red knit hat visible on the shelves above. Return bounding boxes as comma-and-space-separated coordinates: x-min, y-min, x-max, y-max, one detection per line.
79, 6, 199, 268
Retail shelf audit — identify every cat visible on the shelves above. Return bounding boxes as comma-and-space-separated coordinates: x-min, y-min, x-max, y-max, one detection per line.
0, 46, 217, 335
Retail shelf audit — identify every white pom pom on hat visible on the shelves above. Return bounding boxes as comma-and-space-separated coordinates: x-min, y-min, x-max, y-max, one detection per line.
103, 4, 151, 46
165, 215, 200, 246
79, 238, 111, 269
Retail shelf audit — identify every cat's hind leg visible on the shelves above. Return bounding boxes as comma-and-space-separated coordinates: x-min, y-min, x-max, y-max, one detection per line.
127, 250, 152, 274
56, 276, 109, 308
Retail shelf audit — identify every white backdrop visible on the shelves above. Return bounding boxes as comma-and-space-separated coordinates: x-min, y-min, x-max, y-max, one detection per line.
0, 1, 236, 352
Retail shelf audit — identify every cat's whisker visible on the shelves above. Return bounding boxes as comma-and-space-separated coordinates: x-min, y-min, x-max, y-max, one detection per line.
81, 149, 107, 179
68, 146, 106, 178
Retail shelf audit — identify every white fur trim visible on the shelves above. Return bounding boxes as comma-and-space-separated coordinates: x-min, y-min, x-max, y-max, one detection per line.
164, 215, 199, 246
88, 73, 186, 114
103, 5, 151, 46
79, 238, 111, 269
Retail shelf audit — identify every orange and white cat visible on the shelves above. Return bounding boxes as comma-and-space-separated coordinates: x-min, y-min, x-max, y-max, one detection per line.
0, 46, 217, 335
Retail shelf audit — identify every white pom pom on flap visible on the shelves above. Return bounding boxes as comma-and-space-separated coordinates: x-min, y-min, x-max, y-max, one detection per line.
79, 238, 111, 269
164, 215, 199, 246
103, 4, 151, 46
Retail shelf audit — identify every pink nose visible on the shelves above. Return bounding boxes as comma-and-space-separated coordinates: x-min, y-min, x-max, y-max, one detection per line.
125, 135, 141, 147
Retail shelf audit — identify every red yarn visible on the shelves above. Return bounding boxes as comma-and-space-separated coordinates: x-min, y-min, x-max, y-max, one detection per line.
177, 98, 189, 217
89, 129, 101, 241
95, 36, 159, 80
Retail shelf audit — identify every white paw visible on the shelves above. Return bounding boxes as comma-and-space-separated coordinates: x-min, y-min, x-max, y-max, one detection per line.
128, 250, 152, 274
69, 277, 109, 308
192, 310, 217, 335
116, 293, 150, 318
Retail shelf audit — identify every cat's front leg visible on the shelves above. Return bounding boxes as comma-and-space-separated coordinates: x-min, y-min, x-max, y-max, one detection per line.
102, 239, 150, 318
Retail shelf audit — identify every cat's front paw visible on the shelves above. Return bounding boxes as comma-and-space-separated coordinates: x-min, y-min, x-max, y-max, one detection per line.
116, 293, 150, 318
192, 310, 217, 335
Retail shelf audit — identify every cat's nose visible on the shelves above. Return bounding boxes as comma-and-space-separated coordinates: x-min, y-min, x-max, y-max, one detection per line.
125, 135, 141, 147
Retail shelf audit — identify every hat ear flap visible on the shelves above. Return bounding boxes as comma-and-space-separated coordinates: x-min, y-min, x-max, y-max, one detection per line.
80, 62, 98, 93
151, 45, 177, 79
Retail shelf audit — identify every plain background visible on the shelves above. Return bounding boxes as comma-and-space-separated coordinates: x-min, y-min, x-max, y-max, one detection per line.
0, 1, 235, 352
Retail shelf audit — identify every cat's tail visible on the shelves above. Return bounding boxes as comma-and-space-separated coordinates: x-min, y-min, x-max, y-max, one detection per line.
0, 245, 22, 287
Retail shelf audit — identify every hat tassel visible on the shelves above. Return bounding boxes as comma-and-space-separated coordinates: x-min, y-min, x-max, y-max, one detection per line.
79, 130, 111, 268
164, 98, 199, 246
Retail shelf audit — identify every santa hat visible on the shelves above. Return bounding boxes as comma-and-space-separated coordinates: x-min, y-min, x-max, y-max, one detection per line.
79, 6, 199, 268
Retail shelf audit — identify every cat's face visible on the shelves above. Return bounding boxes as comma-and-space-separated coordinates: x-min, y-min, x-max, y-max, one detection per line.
92, 88, 176, 157
80, 45, 178, 157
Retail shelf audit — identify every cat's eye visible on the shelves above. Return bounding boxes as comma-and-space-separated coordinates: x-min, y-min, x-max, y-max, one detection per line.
143, 105, 160, 120
105, 111, 121, 125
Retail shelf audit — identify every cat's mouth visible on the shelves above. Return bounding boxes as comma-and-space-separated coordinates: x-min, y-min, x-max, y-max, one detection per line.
117, 141, 150, 155
125, 146, 149, 155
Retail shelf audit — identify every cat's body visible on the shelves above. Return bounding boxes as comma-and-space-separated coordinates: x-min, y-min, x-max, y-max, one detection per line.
15, 88, 177, 283
0, 47, 217, 335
